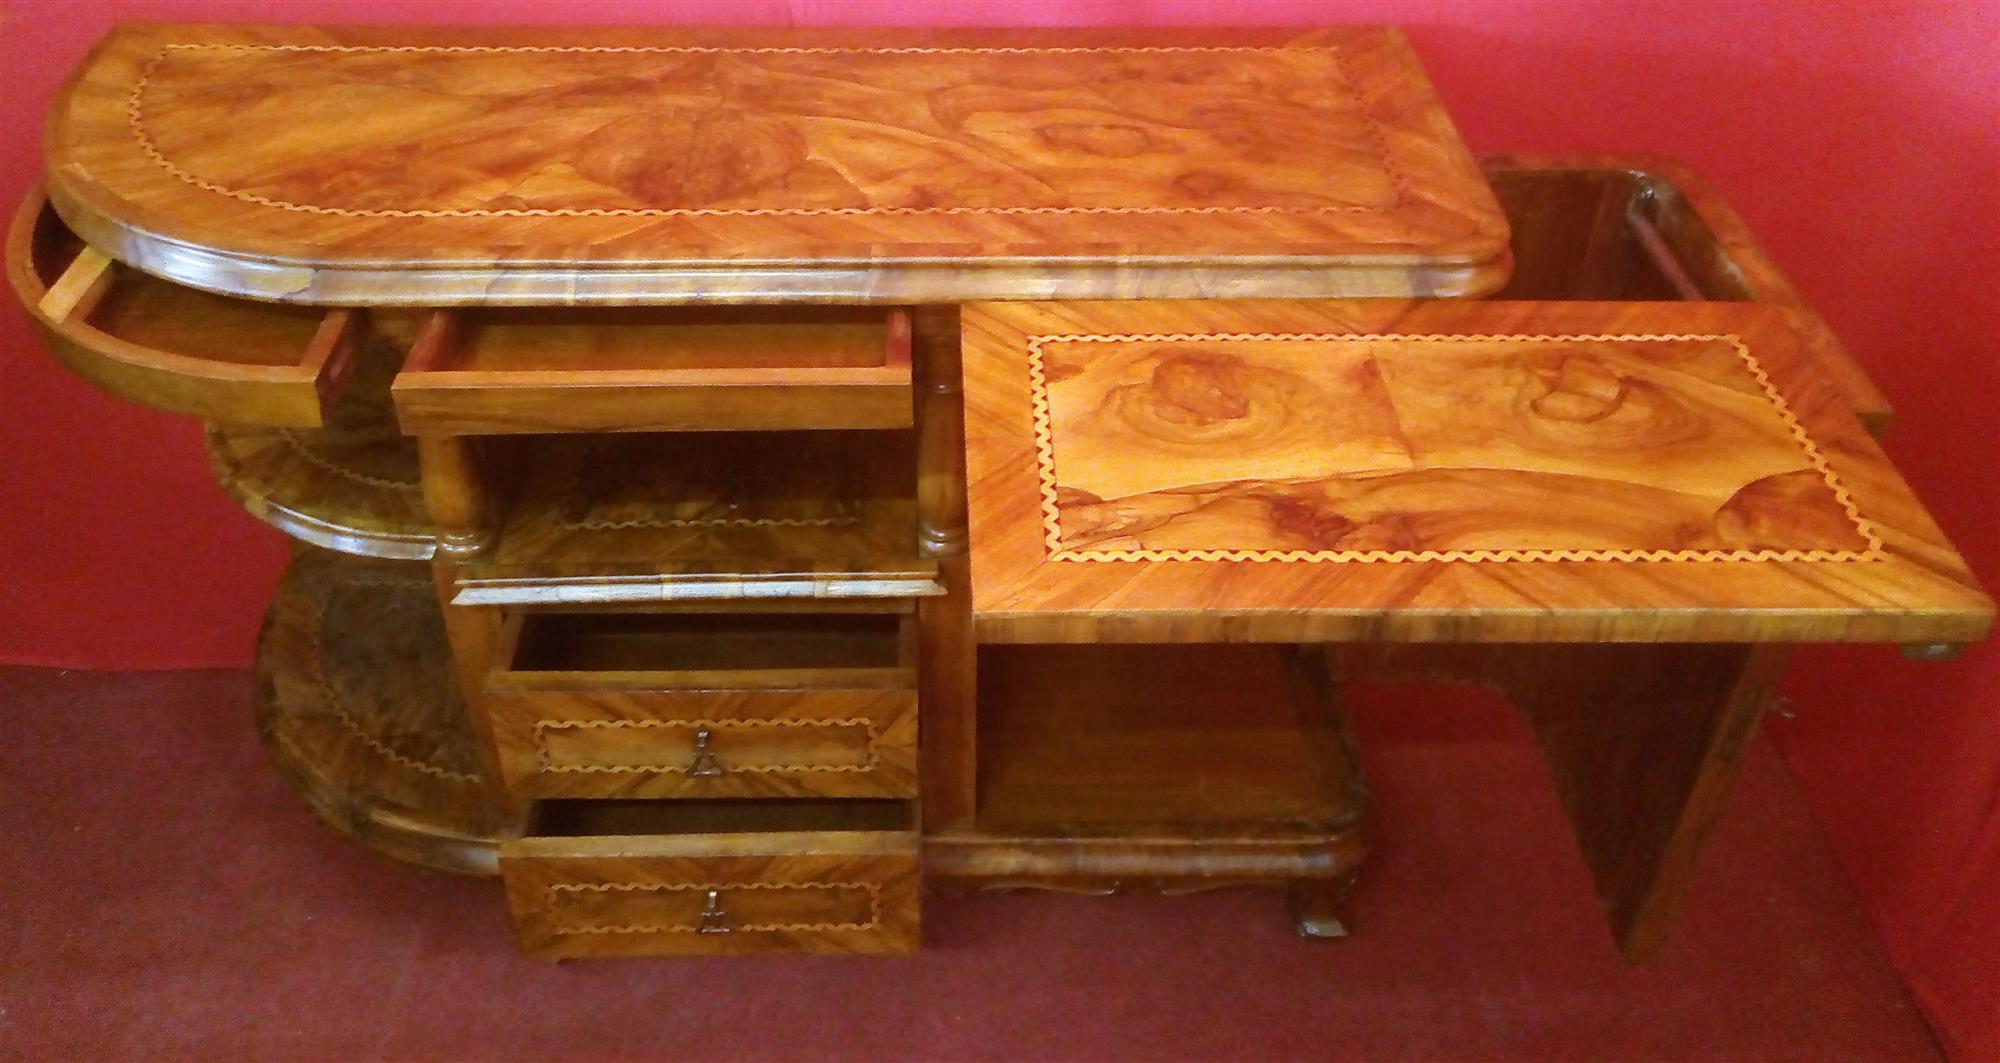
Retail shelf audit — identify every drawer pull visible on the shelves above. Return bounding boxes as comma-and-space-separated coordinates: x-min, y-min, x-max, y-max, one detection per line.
696, 889, 732, 934
688, 726, 725, 777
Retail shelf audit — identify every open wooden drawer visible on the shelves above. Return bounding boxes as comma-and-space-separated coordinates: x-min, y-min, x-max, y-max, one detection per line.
392, 306, 912, 434
6, 189, 358, 427
501, 798, 920, 958
484, 610, 919, 799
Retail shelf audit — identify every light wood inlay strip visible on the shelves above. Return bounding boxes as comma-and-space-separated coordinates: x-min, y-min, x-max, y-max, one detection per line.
544, 881, 882, 934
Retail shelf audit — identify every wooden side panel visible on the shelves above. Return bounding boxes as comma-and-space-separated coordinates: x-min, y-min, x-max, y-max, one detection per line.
1479, 154, 1894, 434
1492, 643, 1790, 961
1340, 641, 1789, 961
484, 687, 920, 799
501, 832, 920, 958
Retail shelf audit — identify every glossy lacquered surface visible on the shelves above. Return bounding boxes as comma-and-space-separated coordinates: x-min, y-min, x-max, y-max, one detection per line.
961, 299, 1992, 644
46, 24, 1509, 304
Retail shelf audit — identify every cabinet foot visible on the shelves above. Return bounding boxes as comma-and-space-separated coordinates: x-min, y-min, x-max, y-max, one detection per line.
1290, 875, 1356, 940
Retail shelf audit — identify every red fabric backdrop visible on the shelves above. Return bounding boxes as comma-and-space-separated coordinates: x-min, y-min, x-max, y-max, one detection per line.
2, 0, 1994, 1057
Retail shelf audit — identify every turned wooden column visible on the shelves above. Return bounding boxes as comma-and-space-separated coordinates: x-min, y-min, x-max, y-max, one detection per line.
912, 305, 978, 831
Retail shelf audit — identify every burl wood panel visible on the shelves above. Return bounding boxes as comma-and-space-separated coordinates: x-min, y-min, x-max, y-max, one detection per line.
255, 548, 512, 874
962, 300, 1991, 644
47, 24, 1507, 304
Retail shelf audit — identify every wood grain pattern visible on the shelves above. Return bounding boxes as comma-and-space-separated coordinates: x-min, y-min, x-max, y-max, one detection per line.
962, 300, 1991, 644
453, 431, 940, 607
255, 547, 513, 874
5, 187, 353, 426
47, 24, 1507, 304
483, 611, 919, 799
502, 801, 919, 957
1481, 153, 1894, 434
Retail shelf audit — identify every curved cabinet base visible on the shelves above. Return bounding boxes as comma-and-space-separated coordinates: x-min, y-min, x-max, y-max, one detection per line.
255, 548, 510, 875
209, 423, 437, 560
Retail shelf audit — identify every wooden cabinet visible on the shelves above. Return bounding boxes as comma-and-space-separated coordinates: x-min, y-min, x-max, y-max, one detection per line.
11, 22, 1991, 965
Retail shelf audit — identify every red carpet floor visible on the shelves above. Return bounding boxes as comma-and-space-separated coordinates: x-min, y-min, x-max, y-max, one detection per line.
0, 666, 1940, 1062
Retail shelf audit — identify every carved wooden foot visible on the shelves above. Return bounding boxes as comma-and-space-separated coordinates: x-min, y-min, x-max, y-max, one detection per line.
1289, 874, 1356, 940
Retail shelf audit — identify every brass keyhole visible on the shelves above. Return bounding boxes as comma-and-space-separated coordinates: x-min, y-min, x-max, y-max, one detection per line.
689, 726, 724, 777
696, 888, 732, 934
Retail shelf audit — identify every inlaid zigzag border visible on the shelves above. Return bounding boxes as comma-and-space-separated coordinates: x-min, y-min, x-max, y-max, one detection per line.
1023, 331, 1885, 564
533, 717, 881, 775
546, 881, 883, 935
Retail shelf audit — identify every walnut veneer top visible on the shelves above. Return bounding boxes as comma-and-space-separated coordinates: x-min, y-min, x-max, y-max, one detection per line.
47, 24, 1510, 304
961, 299, 1992, 644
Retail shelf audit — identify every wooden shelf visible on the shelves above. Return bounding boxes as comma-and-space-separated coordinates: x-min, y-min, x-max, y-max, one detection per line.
208, 422, 436, 559
256, 548, 513, 874
975, 644, 1364, 837
926, 644, 1367, 892
205, 333, 438, 559
454, 430, 939, 606
204, 341, 437, 558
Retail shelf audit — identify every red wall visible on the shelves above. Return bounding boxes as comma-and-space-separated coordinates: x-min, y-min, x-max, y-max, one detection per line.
3, 1, 1995, 1057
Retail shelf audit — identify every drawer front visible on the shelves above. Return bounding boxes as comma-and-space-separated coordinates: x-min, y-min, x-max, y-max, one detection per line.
501, 831, 920, 958
485, 687, 919, 799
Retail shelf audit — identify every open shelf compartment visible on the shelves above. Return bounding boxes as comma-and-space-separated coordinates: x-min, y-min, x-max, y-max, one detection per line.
974, 644, 1365, 837
454, 430, 939, 606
